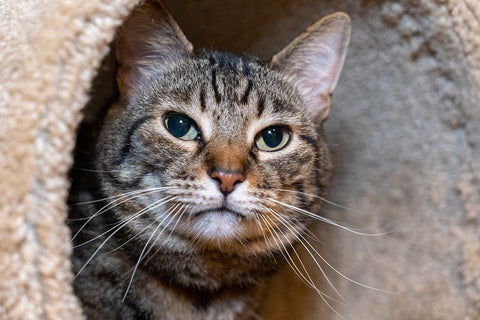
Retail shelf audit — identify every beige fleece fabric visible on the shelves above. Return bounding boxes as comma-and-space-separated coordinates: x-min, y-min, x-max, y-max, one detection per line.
0, 1, 139, 319
0, 0, 479, 320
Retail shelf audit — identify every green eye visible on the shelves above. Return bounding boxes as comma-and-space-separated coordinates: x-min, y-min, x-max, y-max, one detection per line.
164, 113, 199, 141
255, 126, 291, 152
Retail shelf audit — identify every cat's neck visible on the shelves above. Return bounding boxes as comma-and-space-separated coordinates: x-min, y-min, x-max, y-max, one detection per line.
128, 267, 266, 320
106, 211, 284, 291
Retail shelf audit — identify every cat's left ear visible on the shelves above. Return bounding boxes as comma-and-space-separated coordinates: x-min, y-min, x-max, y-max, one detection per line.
116, 0, 193, 101
271, 13, 351, 123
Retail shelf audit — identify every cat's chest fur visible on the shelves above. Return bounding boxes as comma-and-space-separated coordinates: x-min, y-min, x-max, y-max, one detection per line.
69, 0, 350, 319
73, 238, 262, 320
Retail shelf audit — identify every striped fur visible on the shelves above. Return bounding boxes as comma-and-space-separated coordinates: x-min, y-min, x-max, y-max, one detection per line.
69, 1, 350, 319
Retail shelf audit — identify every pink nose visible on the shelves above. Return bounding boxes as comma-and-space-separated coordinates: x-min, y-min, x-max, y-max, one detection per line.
210, 170, 245, 195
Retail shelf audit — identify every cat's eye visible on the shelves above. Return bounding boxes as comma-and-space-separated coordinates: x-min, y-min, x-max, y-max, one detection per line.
255, 126, 291, 152
164, 113, 199, 141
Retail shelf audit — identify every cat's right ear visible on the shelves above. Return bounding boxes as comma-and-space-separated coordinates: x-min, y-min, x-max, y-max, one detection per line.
271, 13, 351, 123
116, 0, 193, 101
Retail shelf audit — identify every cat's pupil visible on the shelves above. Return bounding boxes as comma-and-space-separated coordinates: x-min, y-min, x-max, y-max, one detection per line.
262, 126, 284, 148
165, 113, 196, 139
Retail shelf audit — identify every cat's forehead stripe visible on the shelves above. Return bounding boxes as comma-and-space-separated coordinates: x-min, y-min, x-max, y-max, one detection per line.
210, 68, 222, 104
199, 86, 206, 112
256, 95, 265, 118
241, 79, 253, 105
202, 52, 264, 107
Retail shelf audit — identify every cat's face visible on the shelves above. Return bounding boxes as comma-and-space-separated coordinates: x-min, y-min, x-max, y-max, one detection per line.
98, 53, 331, 252
96, 0, 350, 255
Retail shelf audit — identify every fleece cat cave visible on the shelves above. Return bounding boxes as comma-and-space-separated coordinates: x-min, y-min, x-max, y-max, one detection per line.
0, 0, 479, 319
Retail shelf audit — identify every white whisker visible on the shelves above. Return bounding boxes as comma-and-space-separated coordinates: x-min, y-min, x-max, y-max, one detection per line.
267, 197, 386, 237
259, 214, 319, 293
142, 204, 191, 266
72, 187, 170, 206
251, 211, 277, 261
298, 230, 391, 294
274, 188, 353, 211
71, 187, 170, 240
263, 220, 346, 320
122, 203, 182, 302
266, 208, 346, 304
275, 188, 392, 234
73, 195, 175, 248
103, 221, 156, 255
74, 196, 176, 278
258, 214, 306, 284
260, 213, 344, 306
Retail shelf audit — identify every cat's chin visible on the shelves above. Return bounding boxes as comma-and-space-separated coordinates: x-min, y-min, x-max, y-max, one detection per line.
189, 209, 246, 243
193, 207, 244, 219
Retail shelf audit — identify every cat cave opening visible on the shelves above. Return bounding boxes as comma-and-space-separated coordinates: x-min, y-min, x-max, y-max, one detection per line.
68, 46, 119, 207
66, 0, 479, 319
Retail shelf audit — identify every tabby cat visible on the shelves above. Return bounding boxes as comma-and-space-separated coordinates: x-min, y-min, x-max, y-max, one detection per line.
69, 1, 351, 319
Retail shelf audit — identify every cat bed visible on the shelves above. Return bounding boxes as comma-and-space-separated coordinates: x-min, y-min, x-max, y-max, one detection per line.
0, 1, 138, 319
0, 0, 479, 319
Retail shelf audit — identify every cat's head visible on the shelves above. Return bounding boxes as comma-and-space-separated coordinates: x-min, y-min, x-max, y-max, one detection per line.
96, 0, 350, 255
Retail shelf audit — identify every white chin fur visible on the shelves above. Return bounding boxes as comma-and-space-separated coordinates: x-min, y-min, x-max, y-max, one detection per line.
172, 178, 259, 242
191, 210, 243, 242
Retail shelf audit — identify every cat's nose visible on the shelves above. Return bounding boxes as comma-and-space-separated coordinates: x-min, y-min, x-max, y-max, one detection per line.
210, 169, 245, 196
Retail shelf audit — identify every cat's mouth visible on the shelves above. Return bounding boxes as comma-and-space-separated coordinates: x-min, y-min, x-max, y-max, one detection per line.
193, 206, 245, 220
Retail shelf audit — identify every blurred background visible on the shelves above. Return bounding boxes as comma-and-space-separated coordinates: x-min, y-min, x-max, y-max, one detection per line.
157, 1, 479, 319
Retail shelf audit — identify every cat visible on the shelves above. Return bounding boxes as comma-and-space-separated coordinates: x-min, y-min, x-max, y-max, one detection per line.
68, 0, 351, 319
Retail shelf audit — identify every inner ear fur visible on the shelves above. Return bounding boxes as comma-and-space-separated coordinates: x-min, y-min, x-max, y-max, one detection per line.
271, 12, 351, 123
116, 0, 193, 101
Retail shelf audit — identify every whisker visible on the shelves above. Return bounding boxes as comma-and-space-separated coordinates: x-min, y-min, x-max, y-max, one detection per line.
258, 214, 308, 284
73, 195, 175, 248
298, 230, 391, 294
261, 218, 346, 320
166, 204, 190, 238
141, 204, 191, 267
260, 213, 344, 306
68, 189, 164, 223
72, 187, 170, 206
103, 219, 158, 256
274, 188, 353, 211
303, 227, 324, 244
267, 197, 386, 237
268, 205, 392, 296
71, 188, 169, 240
74, 196, 176, 278
259, 214, 322, 295
267, 208, 346, 304
122, 203, 182, 302
275, 188, 393, 234
251, 211, 277, 261
105, 207, 185, 256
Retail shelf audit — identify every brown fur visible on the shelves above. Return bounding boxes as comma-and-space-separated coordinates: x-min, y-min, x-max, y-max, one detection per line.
68, 1, 350, 319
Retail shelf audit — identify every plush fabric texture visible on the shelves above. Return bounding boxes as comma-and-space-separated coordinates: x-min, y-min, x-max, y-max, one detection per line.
0, 0, 479, 319
0, 1, 139, 319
